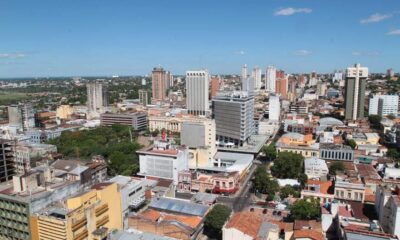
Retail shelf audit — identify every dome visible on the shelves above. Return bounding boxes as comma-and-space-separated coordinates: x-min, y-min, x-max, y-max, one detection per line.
319, 117, 344, 126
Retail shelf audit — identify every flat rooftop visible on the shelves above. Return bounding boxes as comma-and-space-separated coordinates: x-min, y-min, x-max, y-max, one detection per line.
217, 134, 270, 154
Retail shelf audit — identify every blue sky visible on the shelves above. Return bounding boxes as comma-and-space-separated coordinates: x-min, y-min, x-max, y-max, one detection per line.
0, 0, 399, 78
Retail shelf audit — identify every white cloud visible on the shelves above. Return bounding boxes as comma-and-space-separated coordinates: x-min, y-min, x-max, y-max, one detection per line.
387, 29, 400, 35
360, 13, 392, 24
233, 50, 246, 55
274, 8, 312, 16
0, 53, 26, 59
292, 50, 312, 56
352, 51, 380, 56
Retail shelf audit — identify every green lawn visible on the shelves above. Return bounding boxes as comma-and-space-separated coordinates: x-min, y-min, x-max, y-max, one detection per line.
0, 91, 29, 105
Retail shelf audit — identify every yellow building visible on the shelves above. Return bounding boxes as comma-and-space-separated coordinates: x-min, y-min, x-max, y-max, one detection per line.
31, 182, 122, 240
56, 105, 73, 120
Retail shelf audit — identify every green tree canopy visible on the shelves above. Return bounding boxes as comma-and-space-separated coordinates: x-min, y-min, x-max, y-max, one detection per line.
252, 166, 279, 197
329, 161, 345, 175
387, 149, 400, 162
280, 185, 300, 199
289, 198, 321, 220
204, 204, 232, 239
48, 125, 141, 176
271, 152, 304, 179
263, 144, 277, 161
347, 139, 357, 149
368, 114, 382, 126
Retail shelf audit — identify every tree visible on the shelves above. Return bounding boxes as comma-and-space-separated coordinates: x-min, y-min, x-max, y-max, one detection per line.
387, 114, 396, 120
263, 144, 277, 161
329, 161, 345, 175
387, 148, 400, 161
289, 198, 321, 220
348, 139, 357, 149
252, 166, 279, 197
368, 114, 382, 126
271, 152, 304, 179
280, 185, 300, 199
204, 204, 231, 239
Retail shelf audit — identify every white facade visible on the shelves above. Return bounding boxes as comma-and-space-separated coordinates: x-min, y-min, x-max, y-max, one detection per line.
252, 66, 262, 91
369, 95, 399, 117
241, 77, 255, 96
266, 65, 276, 93
87, 81, 105, 119
181, 118, 216, 159
268, 95, 280, 121
186, 70, 210, 116
375, 186, 400, 238
304, 157, 329, 179
241, 64, 248, 80
138, 145, 189, 185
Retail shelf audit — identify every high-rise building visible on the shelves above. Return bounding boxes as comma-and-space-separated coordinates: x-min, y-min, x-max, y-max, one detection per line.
268, 94, 281, 121
252, 66, 262, 91
212, 91, 254, 146
369, 95, 399, 117
87, 81, 106, 118
20, 103, 35, 131
151, 67, 168, 102
241, 76, 255, 96
210, 76, 221, 99
139, 89, 149, 106
186, 70, 210, 116
344, 64, 368, 120
0, 139, 14, 182
266, 66, 276, 93
275, 70, 287, 98
8, 105, 22, 130
241, 64, 248, 80
333, 71, 343, 83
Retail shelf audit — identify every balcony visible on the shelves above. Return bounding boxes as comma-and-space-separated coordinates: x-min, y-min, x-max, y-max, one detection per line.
95, 204, 108, 217
71, 217, 87, 232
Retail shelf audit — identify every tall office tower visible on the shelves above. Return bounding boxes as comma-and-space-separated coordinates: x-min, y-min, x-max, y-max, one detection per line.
268, 94, 281, 121
87, 81, 105, 118
212, 91, 254, 146
0, 139, 14, 182
344, 63, 368, 120
166, 71, 174, 88
152, 67, 167, 102
242, 76, 255, 96
210, 76, 221, 99
186, 70, 210, 116
369, 95, 399, 117
102, 85, 109, 108
241, 64, 248, 80
266, 65, 277, 93
252, 66, 262, 91
139, 89, 149, 106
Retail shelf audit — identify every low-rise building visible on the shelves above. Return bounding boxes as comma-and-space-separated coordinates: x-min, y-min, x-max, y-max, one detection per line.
304, 157, 329, 179
100, 111, 148, 130
276, 133, 319, 158
334, 180, 365, 202
138, 139, 189, 185
319, 143, 354, 161
223, 211, 280, 240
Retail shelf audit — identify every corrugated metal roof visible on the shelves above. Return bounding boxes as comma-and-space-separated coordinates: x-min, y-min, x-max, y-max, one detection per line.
149, 197, 209, 217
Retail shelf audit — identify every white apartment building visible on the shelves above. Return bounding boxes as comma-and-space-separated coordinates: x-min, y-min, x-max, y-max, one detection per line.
304, 157, 329, 179
375, 186, 400, 238
186, 70, 210, 116
369, 94, 399, 117
241, 64, 248, 80
266, 65, 276, 93
252, 66, 262, 91
268, 95, 280, 121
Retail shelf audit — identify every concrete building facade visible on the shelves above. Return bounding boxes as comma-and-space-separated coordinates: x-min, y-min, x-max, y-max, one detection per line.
186, 70, 210, 116
344, 63, 368, 120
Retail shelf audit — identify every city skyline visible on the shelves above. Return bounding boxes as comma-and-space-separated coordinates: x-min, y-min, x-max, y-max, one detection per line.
1, 0, 400, 78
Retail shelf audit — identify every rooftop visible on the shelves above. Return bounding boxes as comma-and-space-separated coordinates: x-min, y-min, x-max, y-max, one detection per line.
149, 197, 209, 217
